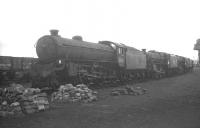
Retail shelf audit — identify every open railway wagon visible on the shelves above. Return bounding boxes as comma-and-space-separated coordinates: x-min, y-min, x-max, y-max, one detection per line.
0, 56, 37, 85
31, 30, 194, 88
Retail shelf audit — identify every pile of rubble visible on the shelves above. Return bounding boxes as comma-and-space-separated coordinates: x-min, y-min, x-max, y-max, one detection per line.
0, 83, 97, 117
51, 84, 97, 103
111, 86, 147, 96
0, 83, 49, 117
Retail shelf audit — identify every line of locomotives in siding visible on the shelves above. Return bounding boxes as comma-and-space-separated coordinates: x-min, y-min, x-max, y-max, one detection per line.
31, 30, 194, 88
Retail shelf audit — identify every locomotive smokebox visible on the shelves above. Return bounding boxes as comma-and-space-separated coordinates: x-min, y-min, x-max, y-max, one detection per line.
50, 29, 59, 36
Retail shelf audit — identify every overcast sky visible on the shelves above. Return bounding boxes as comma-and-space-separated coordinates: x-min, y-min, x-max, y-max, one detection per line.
0, 0, 199, 59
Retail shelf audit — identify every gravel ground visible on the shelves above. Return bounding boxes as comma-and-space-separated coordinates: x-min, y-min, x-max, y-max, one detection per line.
1, 68, 200, 128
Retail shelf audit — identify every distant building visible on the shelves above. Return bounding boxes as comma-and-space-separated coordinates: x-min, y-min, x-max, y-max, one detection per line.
194, 39, 200, 64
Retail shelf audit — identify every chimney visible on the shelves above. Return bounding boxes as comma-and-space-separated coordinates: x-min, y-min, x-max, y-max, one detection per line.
72, 36, 83, 41
50, 29, 59, 36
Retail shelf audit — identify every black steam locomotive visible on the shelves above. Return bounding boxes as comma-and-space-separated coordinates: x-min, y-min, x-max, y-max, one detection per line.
31, 30, 193, 88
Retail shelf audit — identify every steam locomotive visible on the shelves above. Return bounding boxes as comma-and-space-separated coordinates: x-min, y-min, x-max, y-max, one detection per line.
31, 30, 193, 88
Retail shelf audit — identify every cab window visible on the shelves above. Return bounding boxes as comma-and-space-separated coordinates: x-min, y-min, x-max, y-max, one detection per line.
118, 48, 124, 55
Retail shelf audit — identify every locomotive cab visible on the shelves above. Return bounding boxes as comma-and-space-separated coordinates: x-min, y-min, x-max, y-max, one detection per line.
99, 41, 127, 68
117, 47, 126, 68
